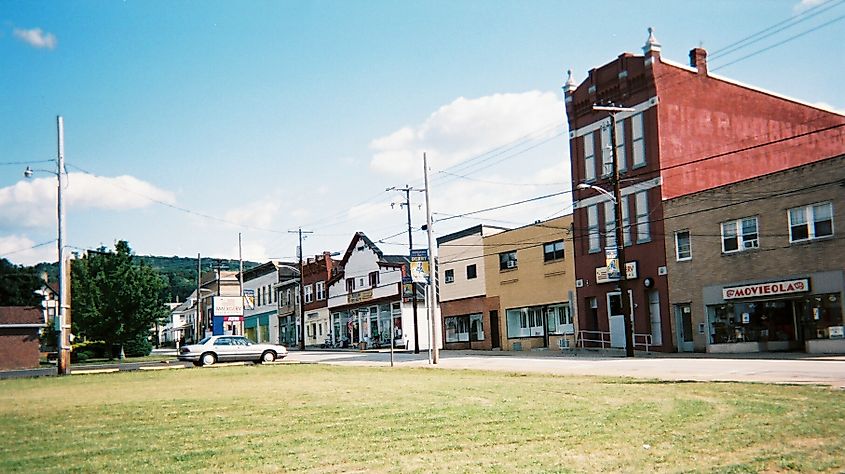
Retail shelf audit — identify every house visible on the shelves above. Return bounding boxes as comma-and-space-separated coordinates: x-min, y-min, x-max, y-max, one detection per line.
564, 29, 845, 352
302, 252, 341, 347
437, 225, 508, 350
0, 306, 46, 370
663, 155, 845, 353
483, 216, 577, 351
326, 232, 435, 351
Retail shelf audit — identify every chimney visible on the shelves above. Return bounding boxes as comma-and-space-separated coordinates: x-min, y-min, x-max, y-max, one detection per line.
689, 47, 707, 75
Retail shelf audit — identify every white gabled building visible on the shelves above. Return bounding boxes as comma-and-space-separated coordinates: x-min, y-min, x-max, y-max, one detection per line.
327, 232, 438, 351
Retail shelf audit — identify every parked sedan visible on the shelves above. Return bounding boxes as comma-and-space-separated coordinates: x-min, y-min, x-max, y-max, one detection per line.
178, 335, 288, 366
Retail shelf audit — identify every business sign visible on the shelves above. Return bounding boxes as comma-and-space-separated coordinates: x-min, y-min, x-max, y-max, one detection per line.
605, 246, 620, 280
347, 289, 373, 304
410, 249, 430, 284
595, 261, 638, 284
243, 289, 255, 310
213, 296, 244, 316
722, 279, 809, 300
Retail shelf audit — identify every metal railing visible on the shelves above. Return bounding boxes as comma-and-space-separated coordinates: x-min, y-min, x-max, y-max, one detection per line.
577, 330, 653, 352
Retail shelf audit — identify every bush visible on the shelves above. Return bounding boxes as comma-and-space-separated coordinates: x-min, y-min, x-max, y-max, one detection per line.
123, 334, 153, 357
73, 340, 108, 358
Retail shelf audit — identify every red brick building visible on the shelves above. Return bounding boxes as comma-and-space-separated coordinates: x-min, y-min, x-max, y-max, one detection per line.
0, 306, 45, 370
564, 29, 845, 352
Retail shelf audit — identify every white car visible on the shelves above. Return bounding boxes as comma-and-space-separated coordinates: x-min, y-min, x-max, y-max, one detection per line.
178, 335, 288, 366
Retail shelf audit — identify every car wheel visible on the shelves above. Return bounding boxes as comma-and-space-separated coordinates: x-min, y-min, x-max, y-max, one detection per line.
261, 351, 276, 363
200, 352, 216, 366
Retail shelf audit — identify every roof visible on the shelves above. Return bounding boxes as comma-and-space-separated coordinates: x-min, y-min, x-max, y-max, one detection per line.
0, 306, 44, 325
436, 224, 511, 245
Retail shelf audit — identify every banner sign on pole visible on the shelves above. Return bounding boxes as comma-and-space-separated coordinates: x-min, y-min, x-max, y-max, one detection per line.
410, 249, 429, 284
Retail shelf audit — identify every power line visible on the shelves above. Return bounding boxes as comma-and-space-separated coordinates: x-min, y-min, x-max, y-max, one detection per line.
0, 159, 54, 167
0, 239, 57, 258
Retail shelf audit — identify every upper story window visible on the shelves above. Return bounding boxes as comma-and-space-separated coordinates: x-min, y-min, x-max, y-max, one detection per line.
632, 113, 646, 167
587, 205, 600, 253
304, 285, 313, 304
345, 278, 354, 292
615, 119, 627, 173
604, 201, 616, 249
621, 195, 632, 246
444, 269, 455, 283
789, 202, 833, 242
466, 264, 477, 280
316, 281, 326, 300
635, 191, 651, 243
675, 230, 691, 261
499, 251, 517, 270
543, 240, 565, 262
368, 271, 380, 287
584, 132, 596, 182
600, 124, 612, 177
722, 216, 759, 253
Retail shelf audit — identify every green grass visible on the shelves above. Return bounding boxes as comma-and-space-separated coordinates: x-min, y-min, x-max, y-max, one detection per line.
0, 365, 843, 473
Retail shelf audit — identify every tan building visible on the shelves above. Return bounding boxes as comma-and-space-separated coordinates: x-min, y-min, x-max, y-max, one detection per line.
437, 225, 507, 350
484, 215, 577, 351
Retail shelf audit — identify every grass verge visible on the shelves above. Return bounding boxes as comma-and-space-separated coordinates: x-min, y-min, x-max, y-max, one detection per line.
0, 364, 843, 473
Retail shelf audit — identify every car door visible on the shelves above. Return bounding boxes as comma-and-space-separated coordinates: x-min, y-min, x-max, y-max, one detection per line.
213, 337, 236, 361
235, 337, 260, 360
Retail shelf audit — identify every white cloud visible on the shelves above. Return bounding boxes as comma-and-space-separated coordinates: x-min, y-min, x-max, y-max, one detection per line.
223, 199, 281, 229
369, 91, 564, 179
13, 27, 57, 49
794, 0, 825, 12
0, 173, 176, 230
0, 234, 56, 266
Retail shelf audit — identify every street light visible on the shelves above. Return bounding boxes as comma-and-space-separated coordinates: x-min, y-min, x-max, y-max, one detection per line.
24, 116, 70, 374
578, 103, 636, 357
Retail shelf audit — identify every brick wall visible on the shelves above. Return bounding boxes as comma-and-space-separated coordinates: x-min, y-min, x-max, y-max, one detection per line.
0, 329, 42, 370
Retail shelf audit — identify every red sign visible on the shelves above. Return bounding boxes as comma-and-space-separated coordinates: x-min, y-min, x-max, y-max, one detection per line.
722, 279, 809, 300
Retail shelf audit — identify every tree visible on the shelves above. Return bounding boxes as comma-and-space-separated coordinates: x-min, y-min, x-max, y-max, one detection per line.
0, 258, 42, 306
71, 241, 168, 359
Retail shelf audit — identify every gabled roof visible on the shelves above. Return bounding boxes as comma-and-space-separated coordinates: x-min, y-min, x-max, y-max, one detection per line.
0, 306, 44, 325
328, 232, 408, 286
339, 232, 384, 265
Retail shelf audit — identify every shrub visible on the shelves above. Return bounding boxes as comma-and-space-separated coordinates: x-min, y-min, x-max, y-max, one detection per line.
123, 334, 153, 357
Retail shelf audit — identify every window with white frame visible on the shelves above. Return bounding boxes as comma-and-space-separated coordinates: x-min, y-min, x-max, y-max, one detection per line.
304, 284, 313, 304
506, 307, 545, 338
546, 304, 574, 335
615, 119, 626, 173
600, 124, 612, 176
445, 315, 471, 342
584, 132, 596, 182
444, 269, 455, 283
316, 281, 325, 300
635, 191, 651, 243
675, 230, 692, 261
621, 195, 632, 246
721, 216, 759, 253
789, 202, 833, 242
604, 201, 616, 249
632, 113, 645, 167
587, 205, 600, 253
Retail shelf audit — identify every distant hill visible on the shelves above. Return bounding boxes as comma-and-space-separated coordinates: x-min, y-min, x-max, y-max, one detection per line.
1, 255, 260, 306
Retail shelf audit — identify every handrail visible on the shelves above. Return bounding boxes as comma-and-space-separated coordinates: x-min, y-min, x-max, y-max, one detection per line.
578, 330, 653, 352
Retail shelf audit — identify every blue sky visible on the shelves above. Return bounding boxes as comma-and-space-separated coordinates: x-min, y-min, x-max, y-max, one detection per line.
1, 0, 843, 265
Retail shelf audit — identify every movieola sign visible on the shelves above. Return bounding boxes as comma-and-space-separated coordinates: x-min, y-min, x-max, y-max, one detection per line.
722, 279, 809, 300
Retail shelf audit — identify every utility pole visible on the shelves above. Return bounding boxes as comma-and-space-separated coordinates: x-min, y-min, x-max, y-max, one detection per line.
388, 185, 423, 354
423, 153, 439, 364
289, 228, 313, 350
196, 253, 201, 342
55, 116, 70, 375
238, 233, 244, 336
595, 104, 636, 357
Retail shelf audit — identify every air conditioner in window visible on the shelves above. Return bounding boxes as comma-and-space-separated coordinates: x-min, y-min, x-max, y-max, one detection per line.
744, 240, 759, 249
506, 260, 516, 269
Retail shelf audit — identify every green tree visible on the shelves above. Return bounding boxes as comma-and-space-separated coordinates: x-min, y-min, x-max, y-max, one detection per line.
0, 258, 43, 306
71, 241, 168, 359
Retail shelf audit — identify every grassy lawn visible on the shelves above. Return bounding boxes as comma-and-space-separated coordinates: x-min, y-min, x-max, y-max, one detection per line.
0, 365, 843, 473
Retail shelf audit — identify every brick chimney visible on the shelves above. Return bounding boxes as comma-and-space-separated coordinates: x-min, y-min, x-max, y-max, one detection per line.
689, 47, 707, 75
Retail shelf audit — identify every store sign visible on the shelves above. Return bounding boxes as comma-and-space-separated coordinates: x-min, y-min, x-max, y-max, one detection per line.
348, 289, 373, 304
410, 249, 430, 284
213, 296, 244, 316
722, 279, 809, 300
243, 289, 255, 310
595, 261, 638, 284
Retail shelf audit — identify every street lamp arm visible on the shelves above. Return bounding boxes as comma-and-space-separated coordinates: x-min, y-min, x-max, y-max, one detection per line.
576, 183, 616, 204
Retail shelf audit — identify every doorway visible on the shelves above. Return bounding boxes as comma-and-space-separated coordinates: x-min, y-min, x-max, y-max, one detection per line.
490, 310, 500, 349
674, 303, 694, 352
607, 290, 633, 349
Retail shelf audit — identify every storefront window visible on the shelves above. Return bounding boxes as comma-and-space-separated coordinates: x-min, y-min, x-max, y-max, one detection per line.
708, 300, 796, 344
506, 307, 545, 338
469, 314, 484, 341
796, 293, 843, 340
547, 304, 574, 335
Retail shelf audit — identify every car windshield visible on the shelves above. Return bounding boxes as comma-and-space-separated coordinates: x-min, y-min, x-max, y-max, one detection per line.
198, 336, 211, 344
